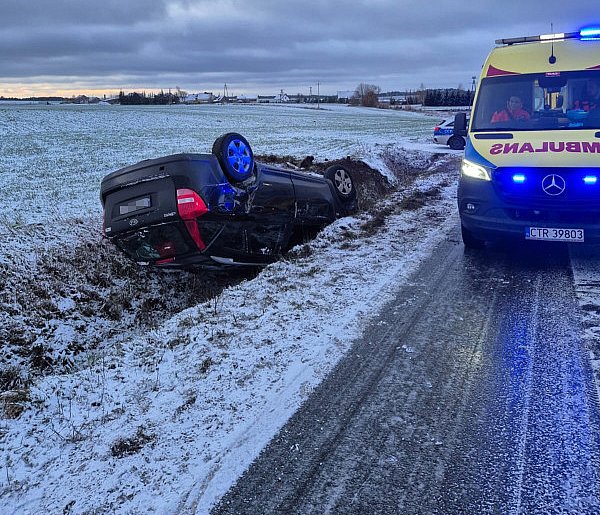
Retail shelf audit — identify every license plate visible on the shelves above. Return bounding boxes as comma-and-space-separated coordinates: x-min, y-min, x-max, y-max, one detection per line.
525, 227, 584, 242
119, 196, 151, 215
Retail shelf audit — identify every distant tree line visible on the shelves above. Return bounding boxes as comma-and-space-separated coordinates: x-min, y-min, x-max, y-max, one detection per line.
289, 94, 339, 104
0, 96, 64, 102
1, 86, 475, 107
118, 90, 181, 105
423, 88, 474, 106
351, 83, 381, 107
345, 83, 475, 107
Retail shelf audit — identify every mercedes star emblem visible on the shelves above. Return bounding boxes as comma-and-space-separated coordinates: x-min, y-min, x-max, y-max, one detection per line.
541, 174, 566, 196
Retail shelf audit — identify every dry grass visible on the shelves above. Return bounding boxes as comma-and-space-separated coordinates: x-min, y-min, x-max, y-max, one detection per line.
0, 222, 255, 399
111, 427, 156, 458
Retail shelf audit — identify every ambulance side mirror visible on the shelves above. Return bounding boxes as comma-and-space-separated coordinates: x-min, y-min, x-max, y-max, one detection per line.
453, 113, 467, 136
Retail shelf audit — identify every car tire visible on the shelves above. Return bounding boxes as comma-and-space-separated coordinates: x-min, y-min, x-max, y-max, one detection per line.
324, 165, 357, 201
448, 135, 465, 151
461, 223, 485, 249
212, 133, 255, 182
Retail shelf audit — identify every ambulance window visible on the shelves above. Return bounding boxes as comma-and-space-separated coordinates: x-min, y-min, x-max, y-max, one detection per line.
472, 71, 600, 131
533, 83, 545, 111
471, 75, 533, 131
533, 79, 567, 111
570, 81, 587, 104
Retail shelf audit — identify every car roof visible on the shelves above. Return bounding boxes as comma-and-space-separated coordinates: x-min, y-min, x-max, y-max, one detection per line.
441, 114, 470, 124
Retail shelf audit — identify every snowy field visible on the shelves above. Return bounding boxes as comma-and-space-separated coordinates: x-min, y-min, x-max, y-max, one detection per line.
0, 103, 466, 513
0, 103, 438, 226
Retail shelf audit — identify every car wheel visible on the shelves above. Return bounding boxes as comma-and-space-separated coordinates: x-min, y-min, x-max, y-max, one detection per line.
324, 165, 357, 201
212, 133, 255, 182
448, 135, 465, 151
461, 223, 485, 249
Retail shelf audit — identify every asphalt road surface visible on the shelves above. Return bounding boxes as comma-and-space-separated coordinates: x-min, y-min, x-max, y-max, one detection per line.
212, 232, 600, 514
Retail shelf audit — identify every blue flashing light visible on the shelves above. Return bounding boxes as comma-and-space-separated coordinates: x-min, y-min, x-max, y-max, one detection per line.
512, 174, 526, 183
580, 27, 600, 40
583, 175, 598, 185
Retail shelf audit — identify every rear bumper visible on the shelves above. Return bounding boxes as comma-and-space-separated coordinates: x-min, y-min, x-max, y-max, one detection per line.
109, 220, 281, 269
458, 177, 600, 243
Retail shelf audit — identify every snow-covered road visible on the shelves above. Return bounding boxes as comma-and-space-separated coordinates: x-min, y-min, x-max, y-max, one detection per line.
213, 234, 600, 514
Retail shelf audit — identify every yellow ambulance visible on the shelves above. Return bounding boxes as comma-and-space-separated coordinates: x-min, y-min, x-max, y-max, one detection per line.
456, 27, 600, 248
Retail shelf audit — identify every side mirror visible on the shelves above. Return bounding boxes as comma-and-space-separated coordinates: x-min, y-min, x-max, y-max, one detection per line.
453, 113, 467, 136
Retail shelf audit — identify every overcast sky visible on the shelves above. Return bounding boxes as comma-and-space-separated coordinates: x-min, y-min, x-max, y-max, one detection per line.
1, 0, 598, 97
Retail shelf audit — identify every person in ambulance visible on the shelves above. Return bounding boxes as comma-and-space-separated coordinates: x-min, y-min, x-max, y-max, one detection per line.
490, 95, 531, 123
573, 79, 600, 113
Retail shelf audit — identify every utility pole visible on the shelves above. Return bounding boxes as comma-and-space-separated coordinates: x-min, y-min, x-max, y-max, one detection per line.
317, 81, 320, 110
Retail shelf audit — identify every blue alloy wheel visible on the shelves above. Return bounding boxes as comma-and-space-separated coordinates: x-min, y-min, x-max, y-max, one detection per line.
212, 133, 255, 182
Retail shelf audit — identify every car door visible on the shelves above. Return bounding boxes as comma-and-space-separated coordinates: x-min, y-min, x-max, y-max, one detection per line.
245, 166, 295, 256
291, 173, 337, 225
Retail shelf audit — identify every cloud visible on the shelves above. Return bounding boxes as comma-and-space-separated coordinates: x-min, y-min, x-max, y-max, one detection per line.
1, 0, 599, 95
0, 0, 168, 27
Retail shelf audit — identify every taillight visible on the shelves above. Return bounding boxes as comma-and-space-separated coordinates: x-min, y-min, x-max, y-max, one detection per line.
176, 188, 208, 251
156, 257, 176, 265
434, 126, 440, 132
177, 189, 209, 220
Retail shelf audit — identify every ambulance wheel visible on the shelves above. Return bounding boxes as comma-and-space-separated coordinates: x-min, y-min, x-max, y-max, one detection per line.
461, 224, 485, 249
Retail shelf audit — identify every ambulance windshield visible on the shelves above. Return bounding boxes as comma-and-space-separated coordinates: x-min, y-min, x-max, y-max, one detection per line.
472, 70, 600, 131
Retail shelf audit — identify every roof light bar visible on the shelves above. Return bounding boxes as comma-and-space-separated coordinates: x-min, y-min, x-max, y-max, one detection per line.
495, 26, 600, 45
540, 32, 566, 40
580, 27, 600, 40
495, 31, 579, 45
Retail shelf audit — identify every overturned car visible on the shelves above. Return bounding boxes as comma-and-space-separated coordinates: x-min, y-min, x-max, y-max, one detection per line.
100, 133, 358, 268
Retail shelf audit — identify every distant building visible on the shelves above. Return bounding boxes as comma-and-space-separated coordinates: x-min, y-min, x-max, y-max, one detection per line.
337, 90, 355, 102
184, 92, 214, 103
256, 92, 291, 103
237, 94, 257, 103
69, 95, 101, 104
378, 94, 408, 105
276, 90, 289, 103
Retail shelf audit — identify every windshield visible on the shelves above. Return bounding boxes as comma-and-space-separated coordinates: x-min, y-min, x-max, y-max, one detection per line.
472, 70, 600, 131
